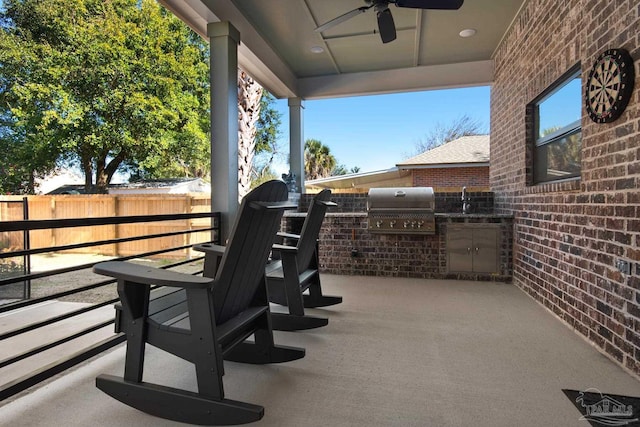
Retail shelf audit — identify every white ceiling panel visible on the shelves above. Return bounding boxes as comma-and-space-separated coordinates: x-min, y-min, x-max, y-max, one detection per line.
163, 0, 526, 98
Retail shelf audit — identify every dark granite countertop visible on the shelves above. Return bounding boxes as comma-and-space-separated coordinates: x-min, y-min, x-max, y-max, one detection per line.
435, 213, 514, 219
284, 212, 367, 217
284, 212, 513, 218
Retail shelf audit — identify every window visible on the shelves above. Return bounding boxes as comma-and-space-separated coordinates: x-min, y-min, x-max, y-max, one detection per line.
532, 65, 582, 184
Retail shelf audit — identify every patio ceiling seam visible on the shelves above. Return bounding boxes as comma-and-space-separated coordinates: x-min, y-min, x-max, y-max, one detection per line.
301, 0, 341, 75
413, 10, 423, 67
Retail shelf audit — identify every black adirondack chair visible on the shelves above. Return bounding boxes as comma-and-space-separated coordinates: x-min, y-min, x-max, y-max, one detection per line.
92, 180, 305, 425
265, 189, 343, 331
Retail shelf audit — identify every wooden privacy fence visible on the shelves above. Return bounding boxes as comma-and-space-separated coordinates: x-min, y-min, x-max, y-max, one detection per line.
0, 194, 213, 259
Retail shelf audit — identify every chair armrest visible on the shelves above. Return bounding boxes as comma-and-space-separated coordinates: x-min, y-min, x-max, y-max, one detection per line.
193, 243, 226, 255
250, 201, 298, 210
272, 244, 298, 254
94, 261, 213, 289
276, 232, 301, 240
273, 232, 300, 253
193, 243, 226, 277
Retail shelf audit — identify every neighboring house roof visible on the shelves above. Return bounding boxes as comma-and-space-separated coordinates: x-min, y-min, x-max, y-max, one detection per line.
36, 170, 85, 194
47, 178, 210, 195
305, 168, 411, 192
47, 185, 88, 195
305, 135, 491, 191
109, 178, 210, 194
397, 135, 490, 169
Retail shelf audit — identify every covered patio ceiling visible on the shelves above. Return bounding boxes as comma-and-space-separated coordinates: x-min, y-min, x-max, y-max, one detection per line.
156, 0, 527, 237
159, 0, 526, 99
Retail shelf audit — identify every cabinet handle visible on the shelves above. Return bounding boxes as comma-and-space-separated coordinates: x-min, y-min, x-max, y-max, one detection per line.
475, 247, 479, 253
467, 248, 472, 254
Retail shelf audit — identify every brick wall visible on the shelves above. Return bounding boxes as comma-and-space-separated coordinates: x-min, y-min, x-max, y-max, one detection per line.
412, 166, 489, 189
317, 214, 443, 278
282, 213, 513, 280
435, 192, 494, 214
491, 0, 640, 376
299, 193, 368, 213
287, 193, 510, 280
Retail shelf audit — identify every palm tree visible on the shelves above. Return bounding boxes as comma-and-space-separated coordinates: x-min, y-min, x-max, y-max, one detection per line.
304, 139, 337, 180
237, 69, 263, 201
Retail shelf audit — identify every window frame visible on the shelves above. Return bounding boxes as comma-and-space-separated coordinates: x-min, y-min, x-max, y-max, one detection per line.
530, 63, 582, 185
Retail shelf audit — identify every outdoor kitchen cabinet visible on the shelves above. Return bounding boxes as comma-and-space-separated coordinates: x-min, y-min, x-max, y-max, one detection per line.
447, 224, 499, 274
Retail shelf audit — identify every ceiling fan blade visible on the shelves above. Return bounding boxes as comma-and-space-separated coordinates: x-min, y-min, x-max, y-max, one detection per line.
315, 6, 371, 33
376, 7, 396, 44
395, 0, 464, 9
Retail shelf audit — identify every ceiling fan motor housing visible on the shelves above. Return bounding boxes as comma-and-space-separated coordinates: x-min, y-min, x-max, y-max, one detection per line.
316, 0, 464, 44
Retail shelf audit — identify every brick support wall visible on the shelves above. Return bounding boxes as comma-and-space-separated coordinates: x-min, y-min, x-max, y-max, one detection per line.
282, 213, 513, 281
491, 0, 640, 376
412, 166, 489, 189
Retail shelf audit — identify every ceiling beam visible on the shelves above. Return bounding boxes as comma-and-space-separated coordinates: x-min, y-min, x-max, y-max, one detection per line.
160, 0, 299, 98
297, 60, 494, 99
413, 10, 423, 67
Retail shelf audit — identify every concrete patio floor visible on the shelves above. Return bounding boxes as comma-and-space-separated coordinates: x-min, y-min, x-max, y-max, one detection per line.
1, 274, 639, 426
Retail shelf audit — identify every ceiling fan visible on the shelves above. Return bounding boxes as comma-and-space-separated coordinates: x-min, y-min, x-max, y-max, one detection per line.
315, 0, 464, 44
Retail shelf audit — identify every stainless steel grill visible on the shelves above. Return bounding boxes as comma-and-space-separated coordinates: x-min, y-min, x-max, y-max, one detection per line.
367, 187, 435, 234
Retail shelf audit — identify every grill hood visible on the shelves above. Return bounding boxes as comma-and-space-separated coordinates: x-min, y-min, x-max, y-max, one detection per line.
367, 187, 435, 211
367, 187, 435, 234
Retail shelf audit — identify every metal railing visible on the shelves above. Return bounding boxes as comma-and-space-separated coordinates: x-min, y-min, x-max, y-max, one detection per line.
0, 211, 220, 401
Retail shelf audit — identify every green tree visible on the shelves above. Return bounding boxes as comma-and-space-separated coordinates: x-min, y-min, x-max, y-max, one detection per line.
249, 165, 278, 190
331, 164, 361, 176
255, 91, 282, 154
332, 164, 348, 176
249, 90, 283, 187
0, 8, 65, 193
0, 0, 209, 193
304, 139, 337, 180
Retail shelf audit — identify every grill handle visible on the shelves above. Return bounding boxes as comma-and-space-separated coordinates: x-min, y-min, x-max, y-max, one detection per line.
394, 190, 406, 197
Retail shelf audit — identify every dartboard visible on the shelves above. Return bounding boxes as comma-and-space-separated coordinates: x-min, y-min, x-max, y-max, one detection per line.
585, 49, 635, 124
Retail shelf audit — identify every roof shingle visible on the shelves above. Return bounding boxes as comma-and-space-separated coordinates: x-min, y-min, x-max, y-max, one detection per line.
397, 135, 490, 167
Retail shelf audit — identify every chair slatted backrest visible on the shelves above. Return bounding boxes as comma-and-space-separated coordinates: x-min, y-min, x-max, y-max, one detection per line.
295, 189, 332, 272
212, 180, 289, 324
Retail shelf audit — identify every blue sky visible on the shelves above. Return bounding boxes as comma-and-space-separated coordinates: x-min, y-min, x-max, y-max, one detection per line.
271, 85, 491, 175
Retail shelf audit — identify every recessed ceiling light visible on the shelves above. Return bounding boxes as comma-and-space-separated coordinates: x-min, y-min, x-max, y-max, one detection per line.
310, 46, 324, 53
459, 28, 477, 38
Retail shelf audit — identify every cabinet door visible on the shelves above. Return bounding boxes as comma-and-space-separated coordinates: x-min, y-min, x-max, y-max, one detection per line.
472, 228, 499, 273
447, 229, 473, 272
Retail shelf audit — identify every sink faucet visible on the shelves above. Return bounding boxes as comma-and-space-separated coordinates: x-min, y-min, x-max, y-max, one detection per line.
461, 186, 471, 214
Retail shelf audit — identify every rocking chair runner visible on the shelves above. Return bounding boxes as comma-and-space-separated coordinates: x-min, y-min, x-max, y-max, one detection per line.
266, 189, 342, 331
93, 180, 305, 425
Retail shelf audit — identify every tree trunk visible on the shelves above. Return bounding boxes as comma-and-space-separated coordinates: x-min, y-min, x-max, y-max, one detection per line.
95, 172, 109, 194
237, 69, 263, 201
94, 157, 109, 194
81, 152, 94, 193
